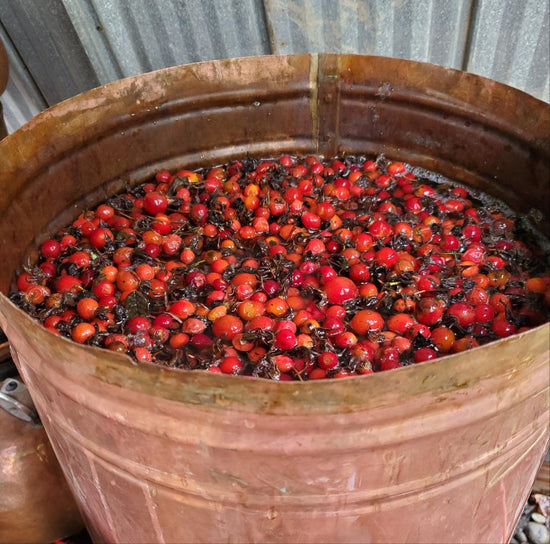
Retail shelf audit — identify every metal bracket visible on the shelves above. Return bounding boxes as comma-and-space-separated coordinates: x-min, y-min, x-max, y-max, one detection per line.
0, 377, 39, 423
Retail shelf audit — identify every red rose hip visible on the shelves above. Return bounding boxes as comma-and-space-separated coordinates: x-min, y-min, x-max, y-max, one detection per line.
324, 276, 358, 305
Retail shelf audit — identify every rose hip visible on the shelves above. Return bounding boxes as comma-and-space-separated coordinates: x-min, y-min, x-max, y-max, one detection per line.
11, 154, 550, 380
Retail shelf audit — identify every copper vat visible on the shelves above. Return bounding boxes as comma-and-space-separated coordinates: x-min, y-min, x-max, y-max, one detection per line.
0, 54, 548, 543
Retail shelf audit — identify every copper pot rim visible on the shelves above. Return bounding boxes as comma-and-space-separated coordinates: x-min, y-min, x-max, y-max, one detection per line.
4, 52, 550, 111
1, 52, 548, 151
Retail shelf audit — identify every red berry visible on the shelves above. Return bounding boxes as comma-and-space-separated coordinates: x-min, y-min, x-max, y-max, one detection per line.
16, 272, 38, 292
374, 247, 399, 268
350, 310, 384, 335
71, 322, 96, 344
431, 327, 455, 353
212, 315, 244, 341
143, 191, 168, 215
302, 212, 321, 230
126, 316, 151, 334
68, 251, 91, 268
413, 347, 438, 363
90, 228, 114, 249
332, 331, 358, 348
274, 329, 298, 350
492, 318, 517, 338
349, 263, 370, 283
378, 348, 401, 371
474, 303, 495, 323
387, 313, 415, 334
318, 351, 339, 370
40, 239, 62, 260
324, 276, 358, 304
272, 354, 294, 372
447, 302, 475, 328
54, 275, 83, 294
415, 297, 444, 326
219, 356, 243, 374
441, 235, 460, 251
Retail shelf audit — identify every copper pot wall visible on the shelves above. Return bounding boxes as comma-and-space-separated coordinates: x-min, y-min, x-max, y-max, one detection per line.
0, 54, 548, 544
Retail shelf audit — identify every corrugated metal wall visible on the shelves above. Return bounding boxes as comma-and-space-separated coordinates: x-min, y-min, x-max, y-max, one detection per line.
0, 0, 548, 133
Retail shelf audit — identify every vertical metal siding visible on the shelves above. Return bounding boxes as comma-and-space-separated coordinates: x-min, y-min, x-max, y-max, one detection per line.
61, 0, 124, 84
467, 0, 549, 102
0, 0, 99, 105
67, 0, 271, 81
265, 0, 473, 68
0, 0, 548, 133
0, 23, 46, 134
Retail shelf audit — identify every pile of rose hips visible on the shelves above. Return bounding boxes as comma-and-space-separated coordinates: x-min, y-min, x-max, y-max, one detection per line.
11, 155, 550, 380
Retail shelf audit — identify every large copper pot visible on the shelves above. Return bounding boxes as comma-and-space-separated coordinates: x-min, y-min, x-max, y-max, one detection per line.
0, 54, 548, 544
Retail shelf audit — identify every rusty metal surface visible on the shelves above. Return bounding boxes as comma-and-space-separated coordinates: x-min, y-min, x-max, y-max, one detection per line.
0, 54, 548, 543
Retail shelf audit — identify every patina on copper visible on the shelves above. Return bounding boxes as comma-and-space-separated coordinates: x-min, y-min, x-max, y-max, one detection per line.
0, 54, 548, 543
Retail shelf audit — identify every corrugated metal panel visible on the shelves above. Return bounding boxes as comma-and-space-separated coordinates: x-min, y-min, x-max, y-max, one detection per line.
65, 0, 271, 81
0, 0, 100, 104
61, 0, 123, 84
0, 0, 548, 135
264, 0, 473, 69
0, 23, 46, 134
466, 0, 549, 102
